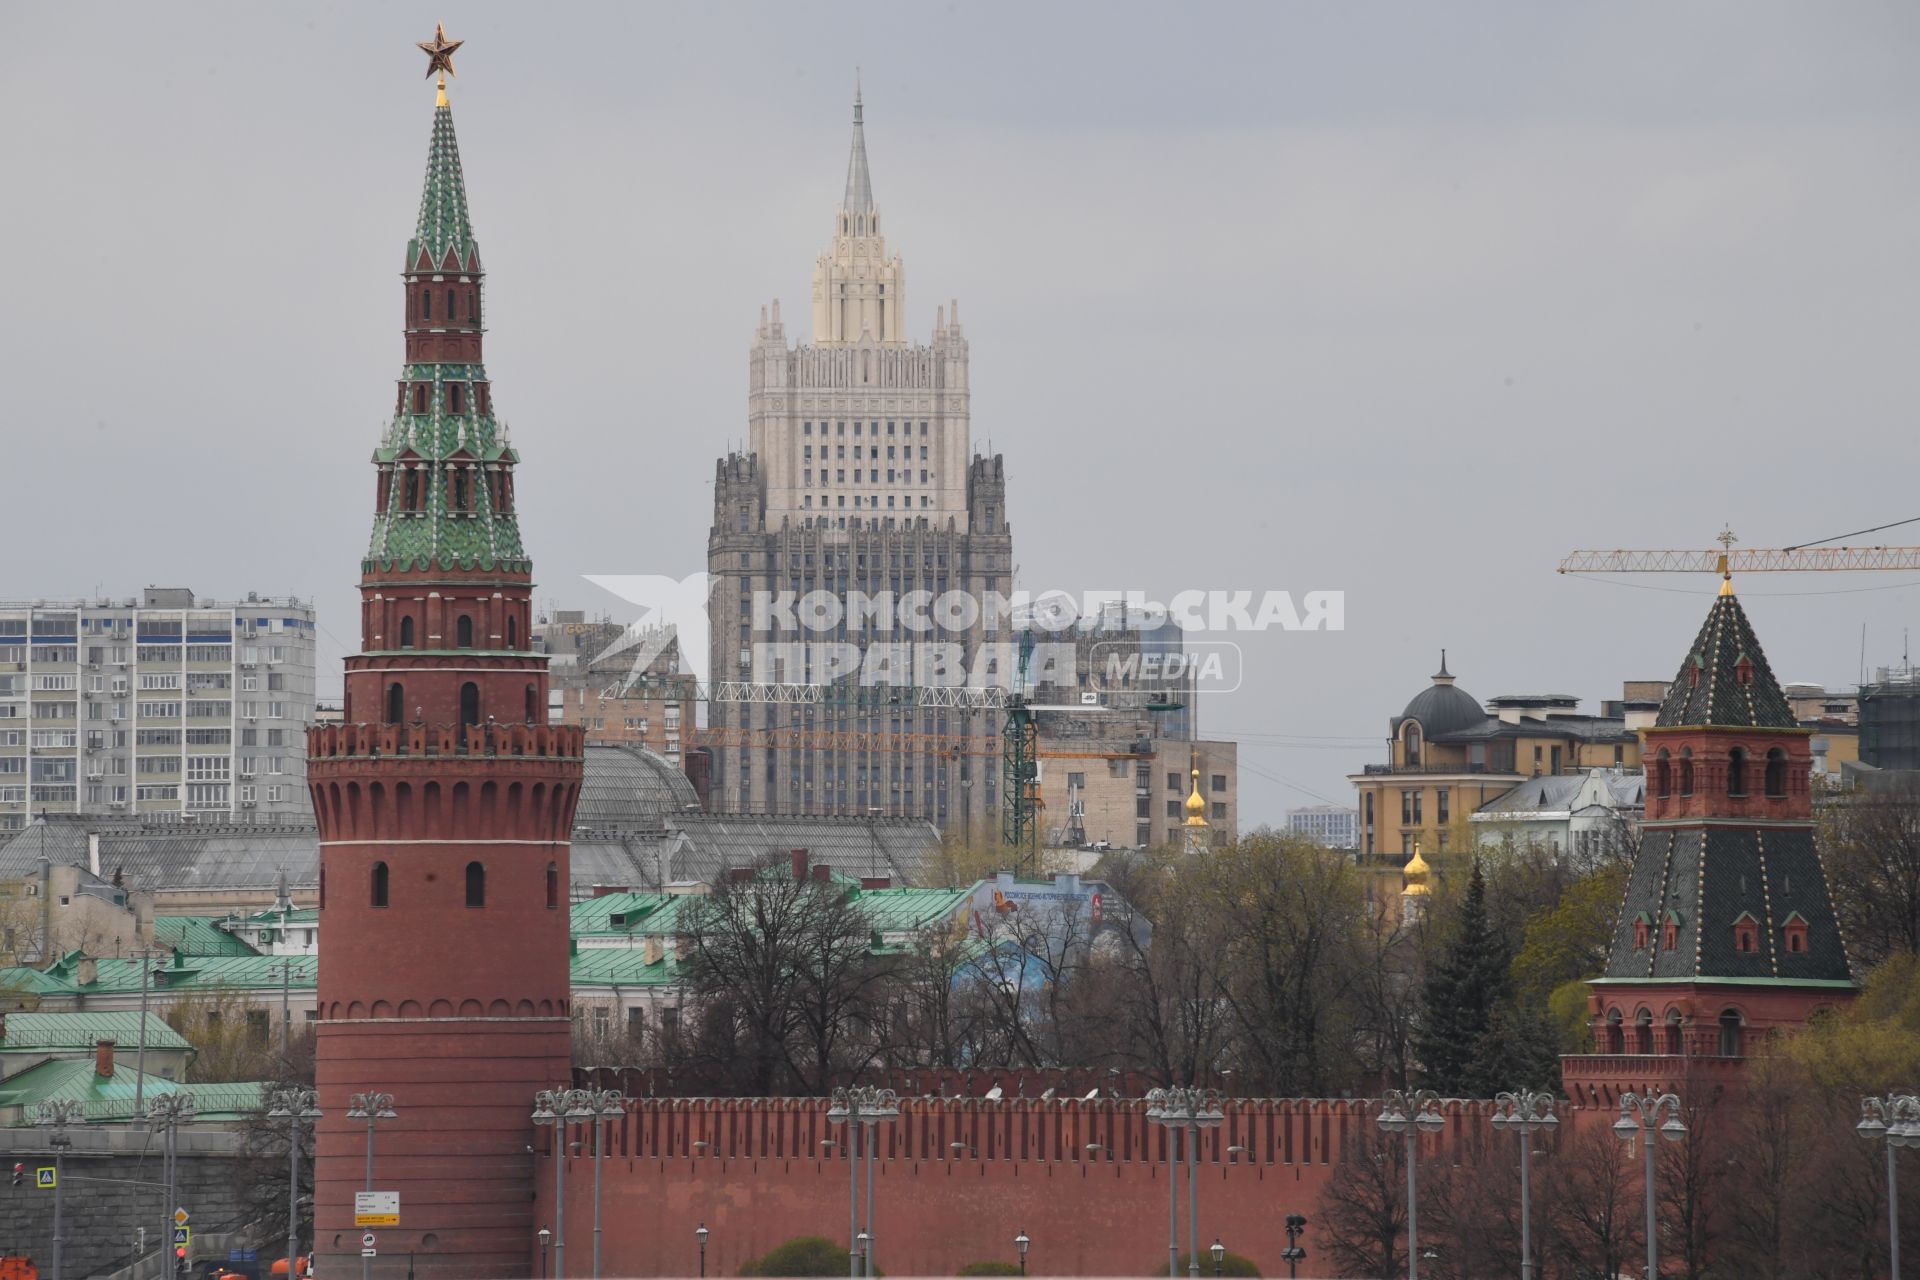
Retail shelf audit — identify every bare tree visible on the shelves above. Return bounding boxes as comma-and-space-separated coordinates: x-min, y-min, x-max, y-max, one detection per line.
1316, 1127, 1406, 1280
1824, 778, 1920, 965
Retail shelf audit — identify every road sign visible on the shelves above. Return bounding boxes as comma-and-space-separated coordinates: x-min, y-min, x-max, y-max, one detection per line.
175, 1208, 190, 1226
173, 1227, 191, 1247
361, 1231, 377, 1259
34, 1167, 54, 1189
361, 1233, 375, 1249
354, 1190, 400, 1227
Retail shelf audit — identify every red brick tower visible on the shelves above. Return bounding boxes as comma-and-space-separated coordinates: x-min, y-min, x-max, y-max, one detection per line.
307, 43, 583, 1277
1562, 577, 1855, 1106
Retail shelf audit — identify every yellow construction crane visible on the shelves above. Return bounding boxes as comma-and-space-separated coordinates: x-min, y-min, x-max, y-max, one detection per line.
1559, 527, 1920, 576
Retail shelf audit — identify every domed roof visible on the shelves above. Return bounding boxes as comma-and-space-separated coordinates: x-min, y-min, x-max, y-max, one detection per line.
1402, 843, 1433, 897
1395, 651, 1485, 740
574, 744, 700, 831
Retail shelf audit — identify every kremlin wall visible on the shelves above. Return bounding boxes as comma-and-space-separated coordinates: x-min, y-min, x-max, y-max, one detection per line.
527, 1095, 1564, 1277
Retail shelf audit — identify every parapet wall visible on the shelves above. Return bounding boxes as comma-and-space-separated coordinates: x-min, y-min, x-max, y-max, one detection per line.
536, 1095, 1560, 1277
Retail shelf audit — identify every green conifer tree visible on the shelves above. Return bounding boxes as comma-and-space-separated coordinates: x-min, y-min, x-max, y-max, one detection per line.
1414, 859, 1512, 1093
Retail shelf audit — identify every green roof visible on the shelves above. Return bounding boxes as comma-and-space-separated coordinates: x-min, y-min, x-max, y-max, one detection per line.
569, 885, 969, 942
151, 916, 260, 958
570, 893, 688, 937
569, 948, 682, 988
410, 103, 477, 272
0, 952, 315, 1000
1, 1011, 189, 1054
0, 1060, 264, 1125
364, 100, 527, 574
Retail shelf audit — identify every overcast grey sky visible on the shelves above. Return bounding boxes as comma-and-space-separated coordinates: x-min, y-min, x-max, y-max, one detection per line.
4, 3, 1918, 824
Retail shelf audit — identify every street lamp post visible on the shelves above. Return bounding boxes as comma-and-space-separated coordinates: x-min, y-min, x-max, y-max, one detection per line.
1857, 1092, 1920, 1280
1210, 1239, 1225, 1277
267, 1087, 322, 1280
1613, 1091, 1687, 1280
1014, 1230, 1029, 1276
1491, 1090, 1559, 1280
147, 1091, 197, 1279
346, 1092, 398, 1280
1375, 1089, 1444, 1280
539, 1226, 551, 1279
1281, 1214, 1307, 1279
533, 1087, 595, 1280
588, 1088, 627, 1279
34, 1099, 80, 1280
827, 1085, 899, 1280
1146, 1086, 1226, 1279
697, 1222, 709, 1278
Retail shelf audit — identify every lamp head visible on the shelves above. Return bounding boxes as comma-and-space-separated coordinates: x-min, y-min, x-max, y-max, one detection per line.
1015, 1232, 1030, 1255
1211, 1240, 1225, 1263
1659, 1115, 1689, 1144
697, 1223, 709, 1243
1612, 1114, 1639, 1142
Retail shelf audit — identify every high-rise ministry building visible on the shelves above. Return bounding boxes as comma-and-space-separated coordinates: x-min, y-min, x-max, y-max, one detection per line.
307, 40, 582, 1275
708, 89, 1011, 833
0, 589, 316, 830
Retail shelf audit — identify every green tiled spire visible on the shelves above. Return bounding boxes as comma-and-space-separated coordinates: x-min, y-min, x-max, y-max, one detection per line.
1655, 589, 1796, 729
408, 103, 477, 272
363, 101, 527, 574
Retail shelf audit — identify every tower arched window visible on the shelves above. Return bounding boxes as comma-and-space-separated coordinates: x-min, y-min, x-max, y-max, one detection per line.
412, 384, 427, 415
1665, 1009, 1684, 1055
403, 469, 420, 511
457, 615, 474, 648
507, 617, 518, 650
546, 861, 559, 910
386, 682, 404, 726
1655, 749, 1672, 799
460, 682, 480, 727
1728, 747, 1747, 797
1635, 1008, 1653, 1054
1718, 1008, 1744, 1057
446, 288, 456, 318
1679, 748, 1694, 797
1605, 1008, 1624, 1054
422, 290, 431, 320
399, 617, 415, 649
1766, 748, 1787, 798
371, 861, 389, 908
465, 861, 486, 907
1403, 723, 1422, 766
525, 684, 537, 725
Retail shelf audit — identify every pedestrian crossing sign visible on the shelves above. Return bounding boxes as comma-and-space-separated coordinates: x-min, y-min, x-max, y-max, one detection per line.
34, 1168, 53, 1189
173, 1227, 191, 1247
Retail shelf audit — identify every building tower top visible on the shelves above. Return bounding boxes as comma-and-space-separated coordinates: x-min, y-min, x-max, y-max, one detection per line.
844, 79, 875, 215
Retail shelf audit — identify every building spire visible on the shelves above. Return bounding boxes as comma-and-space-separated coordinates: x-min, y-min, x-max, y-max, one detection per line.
843, 76, 875, 214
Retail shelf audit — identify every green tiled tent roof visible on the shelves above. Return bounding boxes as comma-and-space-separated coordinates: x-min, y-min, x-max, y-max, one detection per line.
1656, 590, 1797, 729
365, 99, 528, 574
410, 103, 477, 272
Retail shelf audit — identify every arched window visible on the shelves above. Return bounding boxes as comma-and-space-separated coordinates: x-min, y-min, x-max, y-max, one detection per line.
1403, 723, 1422, 766
422, 290, 431, 320
525, 683, 538, 725
452, 469, 469, 510
386, 682, 404, 726
457, 615, 474, 648
1679, 748, 1694, 797
1665, 1009, 1684, 1055
506, 617, 518, 649
1636, 1008, 1654, 1054
465, 861, 485, 907
1655, 749, 1672, 800
1718, 1008, 1743, 1057
404, 468, 420, 509
460, 682, 480, 726
1605, 1008, 1624, 1054
399, 617, 415, 649
371, 861, 389, 908
1766, 748, 1787, 798
446, 288, 456, 318
546, 861, 559, 910
1728, 748, 1747, 797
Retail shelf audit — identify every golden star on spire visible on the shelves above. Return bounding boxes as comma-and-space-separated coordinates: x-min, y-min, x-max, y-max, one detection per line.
418, 22, 463, 84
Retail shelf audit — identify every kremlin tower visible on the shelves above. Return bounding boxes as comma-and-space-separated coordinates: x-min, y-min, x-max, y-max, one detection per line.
306, 30, 584, 1276
1563, 575, 1855, 1105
